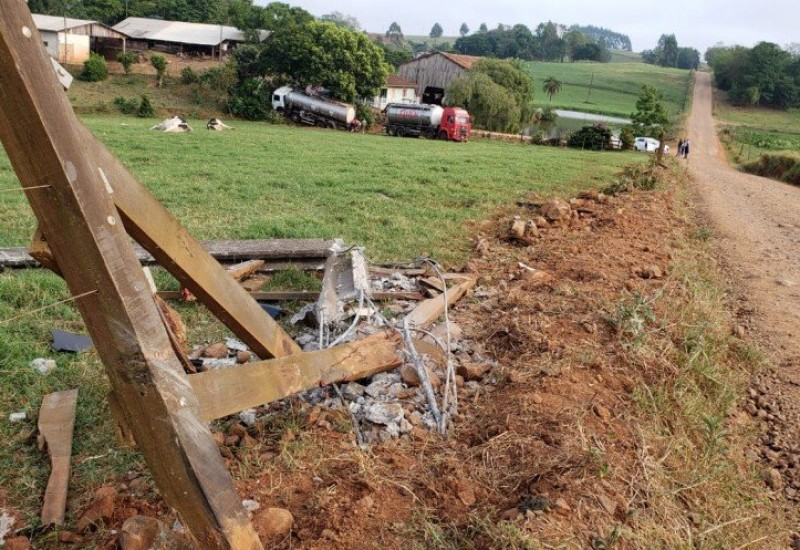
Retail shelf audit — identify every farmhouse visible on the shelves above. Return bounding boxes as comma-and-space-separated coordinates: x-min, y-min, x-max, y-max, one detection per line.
397, 51, 483, 105
368, 74, 419, 110
113, 17, 268, 57
31, 14, 128, 64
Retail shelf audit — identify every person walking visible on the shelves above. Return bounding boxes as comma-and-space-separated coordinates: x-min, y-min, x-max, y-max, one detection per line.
677, 139, 685, 157
683, 139, 691, 159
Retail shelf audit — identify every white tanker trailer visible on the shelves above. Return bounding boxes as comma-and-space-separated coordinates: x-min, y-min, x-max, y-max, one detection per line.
271, 86, 357, 130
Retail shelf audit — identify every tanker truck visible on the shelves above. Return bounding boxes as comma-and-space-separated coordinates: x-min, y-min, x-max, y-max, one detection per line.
384, 103, 472, 142
271, 86, 357, 130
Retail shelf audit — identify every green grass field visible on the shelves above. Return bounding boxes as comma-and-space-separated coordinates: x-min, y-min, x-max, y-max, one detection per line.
526, 61, 692, 118
0, 116, 646, 524
714, 91, 800, 163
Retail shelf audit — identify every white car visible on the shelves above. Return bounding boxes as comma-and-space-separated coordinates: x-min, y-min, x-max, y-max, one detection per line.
634, 137, 669, 153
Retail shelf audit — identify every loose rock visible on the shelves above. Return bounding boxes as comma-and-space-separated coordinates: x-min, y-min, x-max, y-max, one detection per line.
541, 198, 571, 222
254, 507, 293, 540
400, 364, 441, 388
30, 358, 56, 376
120, 516, 168, 550
77, 487, 116, 533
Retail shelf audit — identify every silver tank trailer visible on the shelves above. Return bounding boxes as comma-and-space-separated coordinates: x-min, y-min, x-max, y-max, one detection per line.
385, 103, 444, 128
285, 91, 356, 125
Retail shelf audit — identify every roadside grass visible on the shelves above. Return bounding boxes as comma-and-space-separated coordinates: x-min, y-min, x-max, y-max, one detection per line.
0, 116, 644, 525
525, 61, 691, 118
617, 173, 786, 547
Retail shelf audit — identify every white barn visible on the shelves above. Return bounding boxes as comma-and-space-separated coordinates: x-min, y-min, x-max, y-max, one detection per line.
32, 14, 128, 64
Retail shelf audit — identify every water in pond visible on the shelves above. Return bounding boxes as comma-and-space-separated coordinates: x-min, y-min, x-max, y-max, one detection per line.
527, 110, 632, 140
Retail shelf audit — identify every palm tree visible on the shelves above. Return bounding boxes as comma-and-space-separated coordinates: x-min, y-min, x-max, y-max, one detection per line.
542, 76, 563, 104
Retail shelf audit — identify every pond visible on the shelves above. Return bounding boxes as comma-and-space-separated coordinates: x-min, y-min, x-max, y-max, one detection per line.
527, 110, 632, 140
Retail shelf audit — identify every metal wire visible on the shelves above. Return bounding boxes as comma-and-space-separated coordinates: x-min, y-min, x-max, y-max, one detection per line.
0, 289, 97, 325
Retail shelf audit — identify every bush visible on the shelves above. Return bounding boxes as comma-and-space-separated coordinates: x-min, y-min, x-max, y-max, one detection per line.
137, 94, 155, 118
620, 125, 635, 150
355, 103, 376, 129
150, 54, 167, 87
180, 67, 199, 84
113, 96, 139, 115
744, 152, 800, 185
228, 77, 274, 121
117, 51, 136, 75
568, 123, 613, 151
537, 107, 557, 124
79, 54, 108, 82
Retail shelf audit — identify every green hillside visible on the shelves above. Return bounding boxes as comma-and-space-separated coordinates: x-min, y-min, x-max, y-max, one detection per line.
526, 61, 691, 118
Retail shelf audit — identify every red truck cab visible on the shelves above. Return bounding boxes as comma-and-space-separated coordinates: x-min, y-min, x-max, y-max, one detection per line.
440, 107, 472, 142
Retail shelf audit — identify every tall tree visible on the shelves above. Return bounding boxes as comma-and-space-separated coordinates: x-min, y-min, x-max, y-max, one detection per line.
478, 22, 488, 33
542, 76, 563, 103
656, 34, 679, 67
251, 19, 390, 102
459, 22, 470, 37
430, 22, 443, 39
386, 21, 404, 43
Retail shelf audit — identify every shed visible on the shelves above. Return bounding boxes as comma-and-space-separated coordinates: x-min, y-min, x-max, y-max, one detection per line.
113, 17, 267, 57
397, 52, 483, 104
32, 14, 128, 64
368, 74, 419, 110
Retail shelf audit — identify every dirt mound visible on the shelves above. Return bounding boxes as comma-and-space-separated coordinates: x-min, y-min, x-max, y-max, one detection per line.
52, 167, 788, 549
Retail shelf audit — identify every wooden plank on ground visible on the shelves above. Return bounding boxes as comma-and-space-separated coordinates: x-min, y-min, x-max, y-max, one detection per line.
0, 7, 261, 547
404, 276, 477, 330
191, 332, 402, 421
2, 239, 334, 269
225, 260, 265, 282
38, 389, 78, 526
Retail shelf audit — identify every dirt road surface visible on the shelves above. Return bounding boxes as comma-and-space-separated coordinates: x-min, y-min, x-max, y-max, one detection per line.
689, 72, 800, 369
689, 71, 800, 505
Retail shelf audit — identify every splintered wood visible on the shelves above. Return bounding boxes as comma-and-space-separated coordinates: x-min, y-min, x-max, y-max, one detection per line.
38, 389, 78, 526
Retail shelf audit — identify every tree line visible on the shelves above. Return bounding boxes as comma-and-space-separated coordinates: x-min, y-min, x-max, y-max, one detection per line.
452, 22, 620, 63
706, 42, 800, 108
641, 34, 700, 70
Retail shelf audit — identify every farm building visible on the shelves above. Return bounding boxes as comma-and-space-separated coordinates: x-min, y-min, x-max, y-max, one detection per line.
112, 17, 268, 57
368, 75, 419, 110
397, 52, 483, 105
31, 14, 128, 64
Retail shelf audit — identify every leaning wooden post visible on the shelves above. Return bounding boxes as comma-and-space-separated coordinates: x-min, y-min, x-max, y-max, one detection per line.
0, 4, 261, 548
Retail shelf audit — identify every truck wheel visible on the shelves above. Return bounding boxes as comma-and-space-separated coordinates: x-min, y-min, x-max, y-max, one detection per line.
290, 113, 300, 123
316, 121, 326, 128
396, 127, 406, 138
327, 121, 337, 129
387, 126, 396, 136
438, 130, 449, 141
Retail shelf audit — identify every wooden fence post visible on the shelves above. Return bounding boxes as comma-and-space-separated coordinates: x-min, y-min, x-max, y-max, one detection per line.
0, 3, 261, 547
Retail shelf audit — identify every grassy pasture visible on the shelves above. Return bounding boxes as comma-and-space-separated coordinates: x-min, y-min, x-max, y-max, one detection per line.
0, 116, 646, 523
714, 92, 800, 164
526, 61, 692, 118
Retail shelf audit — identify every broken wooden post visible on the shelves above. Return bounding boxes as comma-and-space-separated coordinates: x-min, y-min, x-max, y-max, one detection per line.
38, 389, 78, 526
0, 5, 261, 547
191, 332, 402, 421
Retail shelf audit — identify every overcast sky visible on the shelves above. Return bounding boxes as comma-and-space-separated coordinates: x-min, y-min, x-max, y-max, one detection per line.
272, 0, 799, 56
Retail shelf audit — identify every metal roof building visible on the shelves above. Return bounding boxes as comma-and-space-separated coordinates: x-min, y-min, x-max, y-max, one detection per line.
113, 17, 267, 55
